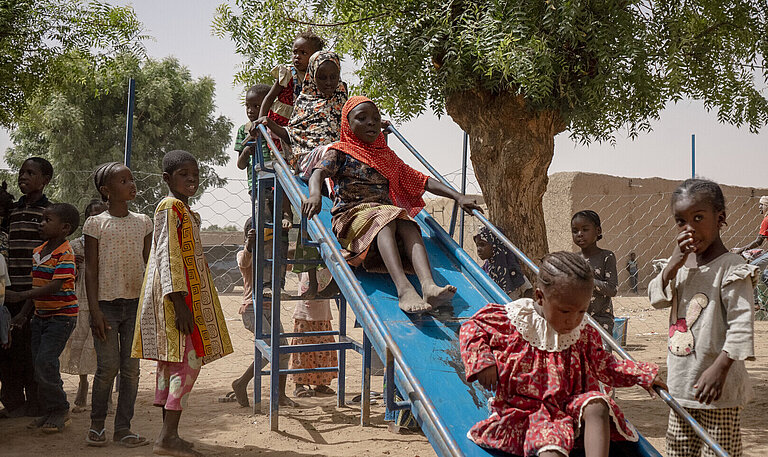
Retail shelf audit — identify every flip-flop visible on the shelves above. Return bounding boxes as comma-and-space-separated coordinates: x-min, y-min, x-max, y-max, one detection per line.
217, 391, 238, 403
293, 385, 315, 398
312, 385, 336, 396
41, 414, 71, 434
85, 428, 108, 447
115, 432, 149, 448
26, 415, 48, 429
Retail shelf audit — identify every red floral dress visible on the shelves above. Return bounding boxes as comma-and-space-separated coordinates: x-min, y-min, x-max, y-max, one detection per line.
459, 300, 658, 456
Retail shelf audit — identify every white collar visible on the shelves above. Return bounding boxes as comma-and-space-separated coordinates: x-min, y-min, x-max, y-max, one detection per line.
505, 298, 586, 352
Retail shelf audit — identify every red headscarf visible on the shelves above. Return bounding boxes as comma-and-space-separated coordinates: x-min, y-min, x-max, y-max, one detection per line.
330, 96, 429, 217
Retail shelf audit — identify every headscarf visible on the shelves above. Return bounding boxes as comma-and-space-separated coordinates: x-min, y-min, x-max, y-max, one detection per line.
475, 226, 526, 294
329, 96, 429, 217
286, 51, 348, 159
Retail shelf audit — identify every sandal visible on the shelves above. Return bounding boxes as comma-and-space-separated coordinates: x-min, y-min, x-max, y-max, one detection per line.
293, 385, 315, 398
115, 431, 149, 448
218, 391, 238, 403
86, 427, 108, 447
313, 385, 336, 396
41, 413, 71, 434
26, 415, 48, 429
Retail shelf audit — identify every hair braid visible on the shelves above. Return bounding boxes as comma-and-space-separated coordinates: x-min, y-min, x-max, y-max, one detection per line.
93, 162, 123, 202
537, 251, 593, 289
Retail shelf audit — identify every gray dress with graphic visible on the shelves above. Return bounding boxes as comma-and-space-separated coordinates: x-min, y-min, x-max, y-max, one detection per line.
584, 249, 618, 332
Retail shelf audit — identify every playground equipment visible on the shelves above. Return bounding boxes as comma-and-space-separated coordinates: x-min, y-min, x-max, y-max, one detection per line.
245, 125, 729, 457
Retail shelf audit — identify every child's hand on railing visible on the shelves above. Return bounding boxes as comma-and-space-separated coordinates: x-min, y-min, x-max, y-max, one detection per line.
457, 195, 483, 214
302, 194, 322, 220
249, 116, 270, 137
647, 374, 668, 398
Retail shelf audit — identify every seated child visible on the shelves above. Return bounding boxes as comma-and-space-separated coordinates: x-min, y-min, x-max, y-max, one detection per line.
460, 251, 665, 456
302, 96, 481, 313
132, 150, 233, 456
7, 203, 80, 433
257, 50, 348, 298
473, 226, 532, 299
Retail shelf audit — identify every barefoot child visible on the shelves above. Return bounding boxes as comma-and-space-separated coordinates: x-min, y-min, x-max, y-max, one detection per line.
6, 203, 81, 433
571, 210, 618, 334
84, 162, 153, 448
460, 251, 665, 456
59, 199, 106, 414
302, 96, 481, 313
649, 179, 756, 457
132, 150, 233, 456
473, 226, 532, 300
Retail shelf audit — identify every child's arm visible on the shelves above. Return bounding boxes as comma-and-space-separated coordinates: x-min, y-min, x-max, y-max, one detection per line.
252, 116, 289, 145
236, 145, 254, 170
459, 304, 505, 389
649, 231, 694, 309
424, 178, 483, 214
593, 251, 618, 297
84, 235, 110, 341
6, 279, 65, 302
258, 82, 283, 119
302, 167, 332, 220
693, 265, 756, 405
167, 291, 195, 335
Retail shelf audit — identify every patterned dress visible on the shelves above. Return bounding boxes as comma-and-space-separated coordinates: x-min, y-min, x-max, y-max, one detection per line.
460, 300, 658, 456
268, 64, 303, 126
583, 248, 618, 332
59, 236, 97, 375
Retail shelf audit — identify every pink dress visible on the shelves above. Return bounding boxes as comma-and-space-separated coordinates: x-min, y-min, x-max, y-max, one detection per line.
459, 300, 658, 456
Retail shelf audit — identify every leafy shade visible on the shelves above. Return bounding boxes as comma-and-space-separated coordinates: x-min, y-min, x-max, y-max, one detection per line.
5, 55, 233, 216
214, 0, 768, 141
0, 0, 147, 128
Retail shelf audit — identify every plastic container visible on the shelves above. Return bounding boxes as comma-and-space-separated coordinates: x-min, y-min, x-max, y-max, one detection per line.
613, 317, 629, 347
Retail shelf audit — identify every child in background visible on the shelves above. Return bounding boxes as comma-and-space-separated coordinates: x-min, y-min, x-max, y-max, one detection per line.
303, 96, 481, 313
226, 218, 296, 407
0, 254, 11, 349
0, 157, 53, 419
132, 150, 233, 457
460, 251, 665, 457
257, 50, 348, 298
84, 162, 152, 448
0, 180, 15, 261
626, 252, 639, 294
473, 226, 532, 300
59, 199, 106, 414
649, 179, 756, 457
259, 30, 324, 127
7, 203, 80, 433
571, 210, 618, 334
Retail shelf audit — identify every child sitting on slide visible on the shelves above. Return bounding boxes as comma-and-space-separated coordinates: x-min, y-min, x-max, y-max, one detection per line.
301, 96, 481, 313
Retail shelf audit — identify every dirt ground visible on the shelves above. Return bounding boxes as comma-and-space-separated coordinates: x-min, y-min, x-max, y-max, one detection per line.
2, 294, 767, 456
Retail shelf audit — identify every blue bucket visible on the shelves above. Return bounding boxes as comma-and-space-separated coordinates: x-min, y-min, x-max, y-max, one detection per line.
613, 317, 628, 346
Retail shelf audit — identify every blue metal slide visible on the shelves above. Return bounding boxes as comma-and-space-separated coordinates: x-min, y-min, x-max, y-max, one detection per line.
249, 124, 723, 457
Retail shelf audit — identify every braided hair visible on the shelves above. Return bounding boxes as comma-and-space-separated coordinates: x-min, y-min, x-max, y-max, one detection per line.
671, 179, 726, 214
571, 210, 603, 241
93, 162, 124, 202
537, 251, 594, 290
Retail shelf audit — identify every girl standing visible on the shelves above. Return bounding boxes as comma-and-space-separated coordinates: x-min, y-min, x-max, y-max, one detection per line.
60, 199, 106, 414
571, 210, 618, 334
132, 150, 233, 457
302, 96, 481, 313
649, 179, 756, 457
84, 163, 152, 448
460, 251, 664, 457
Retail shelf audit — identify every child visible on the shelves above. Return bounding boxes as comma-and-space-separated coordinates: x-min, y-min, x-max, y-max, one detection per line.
649, 179, 756, 457
84, 162, 153, 448
302, 96, 481, 313
59, 199, 106, 414
6, 203, 80, 433
571, 210, 618, 334
0, 253, 11, 349
473, 226, 532, 299
226, 218, 296, 408
0, 180, 15, 261
460, 251, 665, 456
132, 150, 233, 457
626, 252, 639, 294
259, 30, 324, 126
0, 157, 53, 419
257, 50, 348, 298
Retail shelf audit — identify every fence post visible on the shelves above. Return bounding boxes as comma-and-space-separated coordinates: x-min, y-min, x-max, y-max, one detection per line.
459, 132, 468, 247
124, 78, 136, 167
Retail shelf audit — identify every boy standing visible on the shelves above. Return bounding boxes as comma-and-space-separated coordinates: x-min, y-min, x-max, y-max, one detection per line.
0, 157, 52, 418
7, 203, 80, 432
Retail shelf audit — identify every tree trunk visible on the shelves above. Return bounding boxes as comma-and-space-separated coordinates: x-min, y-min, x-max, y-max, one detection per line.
446, 89, 565, 263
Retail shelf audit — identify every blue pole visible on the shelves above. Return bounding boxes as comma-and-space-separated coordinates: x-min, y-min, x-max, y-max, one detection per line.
459, 132, 468, 247
691, 134, 695, 179
124, 78, 135, 167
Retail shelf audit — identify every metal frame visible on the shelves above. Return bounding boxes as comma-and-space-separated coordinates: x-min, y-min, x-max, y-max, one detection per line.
387, 125, 729, 457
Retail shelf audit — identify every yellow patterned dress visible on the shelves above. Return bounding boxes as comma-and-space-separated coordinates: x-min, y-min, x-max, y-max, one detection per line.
132, 197, 232, 365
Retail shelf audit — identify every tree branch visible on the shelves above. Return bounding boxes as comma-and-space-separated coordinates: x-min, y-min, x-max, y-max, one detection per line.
279, 8, 394, 27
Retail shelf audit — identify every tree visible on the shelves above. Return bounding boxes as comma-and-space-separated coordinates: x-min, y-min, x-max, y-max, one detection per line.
0, 0, 147, 127
214, 0, 768, 259
5, 55, 233, 215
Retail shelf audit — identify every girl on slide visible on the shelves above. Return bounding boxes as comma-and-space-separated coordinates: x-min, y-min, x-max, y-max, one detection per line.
302, 96, 481, 313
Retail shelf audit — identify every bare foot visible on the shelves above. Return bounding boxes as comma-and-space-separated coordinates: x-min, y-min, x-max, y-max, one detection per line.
422, 283, 456, 309
74, 380, 88, 407
154, 437, 203, 457
231, 379, 250, 408
398, 288, 432, 314
279, 395, 298, 407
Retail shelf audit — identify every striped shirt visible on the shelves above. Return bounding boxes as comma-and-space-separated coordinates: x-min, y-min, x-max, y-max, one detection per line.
32, 240, 77, 317
4, 195, 50, 294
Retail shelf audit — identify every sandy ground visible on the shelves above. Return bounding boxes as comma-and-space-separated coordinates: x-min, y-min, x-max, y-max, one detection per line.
2, 294, 767, 456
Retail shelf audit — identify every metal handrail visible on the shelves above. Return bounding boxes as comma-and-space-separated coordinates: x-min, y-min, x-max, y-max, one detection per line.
386, 125, 729, 457
255, 124, 462, 457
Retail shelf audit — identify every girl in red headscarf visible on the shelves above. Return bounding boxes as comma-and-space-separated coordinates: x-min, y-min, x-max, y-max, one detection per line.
302, 96, 481, 313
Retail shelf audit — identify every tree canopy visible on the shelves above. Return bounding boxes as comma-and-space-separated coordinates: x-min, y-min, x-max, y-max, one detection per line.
0, 0, 146, 127
5, 55, 233, 215
215, 0, 768, 142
